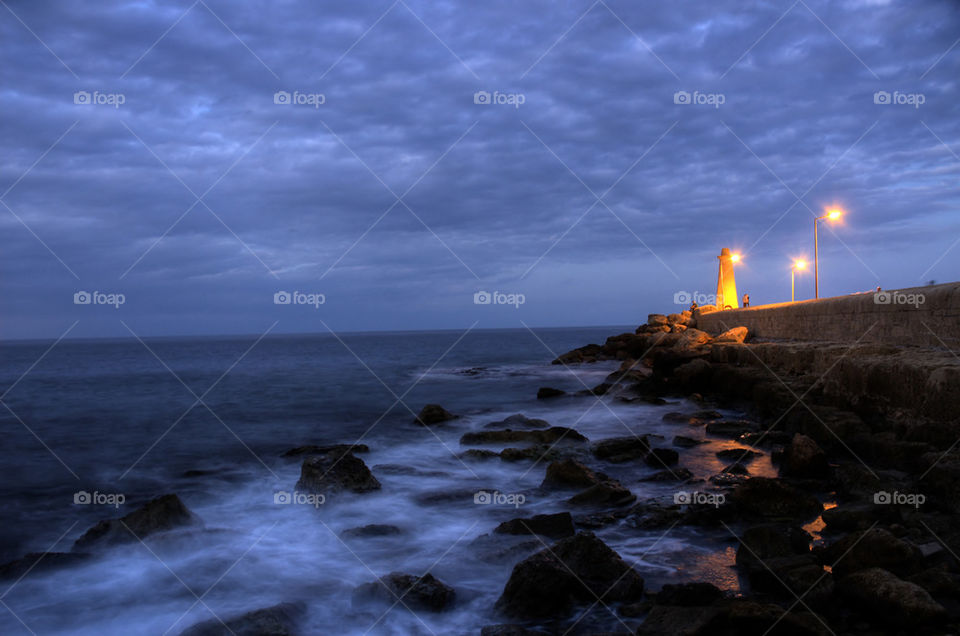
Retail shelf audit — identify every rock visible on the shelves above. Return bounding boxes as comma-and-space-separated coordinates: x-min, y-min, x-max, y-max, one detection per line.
645, 448, 679, 468
698, 600, 830, 635
636, 605, 720, 636
655, 581, 724, 606
908, 566, 960, 600
819, 527, 922, 579
730, 478, 823, 520
481, 626, 551, 635
567, 480, 636, 507
414, 404, 458, 426
821, 503, 898, 532
591, 435, 649, 462
838, 567, 947, 626
541, 459, 599, 489
282, 443, 369, 458
295, 452, 381, 495
460, 427, 587, 446
536, 387, 565, 399
178, 602, 305, 636
460, 449, 500, 461
642, 467, 694, 482
704, 420, 760, 438
499, 445, 571, 463
353, 572, 456, 612
486, 414, 549, 429
713, 326, 748, 344
0, 552, 90, 580
673, 359, 712, 387
781, 434, 829, 478
735, 525, 811, 572
496, 532, 643, 619
715, 448, 762, 463
74, 494, 198, 551
676, 328, 712, 348
494, 512, 575, 539
648, 314, 669, 326
341, 524, 403, 539
672, 435, 705, 448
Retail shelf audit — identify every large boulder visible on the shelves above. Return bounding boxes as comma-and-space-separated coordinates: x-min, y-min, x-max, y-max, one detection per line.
414, 404, 459, 426
713, 326, 748, 344
818, 527, 923, 579
536, 387, 566, 399
295, 452, 381, 494
461, 427, 587, 446
730, 478, 823, 521
591, 436, 649, 462
494, 512, 575, 539
353, 572, 456, 612
567, 480, 636, 507
178, 602, 305, 636
74, 494, 198, 550
781, 434, 829, 478
540, 459, 598, 489
648, 314, 669, 326
645, 448, 680, 468
838, 568, 947, 627
485, 414, 549, 429
496, 532, 643, 619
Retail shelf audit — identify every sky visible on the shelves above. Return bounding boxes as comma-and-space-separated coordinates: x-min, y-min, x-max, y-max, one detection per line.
1, 0, 958, 340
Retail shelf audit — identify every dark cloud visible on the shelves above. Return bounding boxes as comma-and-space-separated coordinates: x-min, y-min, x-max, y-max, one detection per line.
1, 0, 958, 339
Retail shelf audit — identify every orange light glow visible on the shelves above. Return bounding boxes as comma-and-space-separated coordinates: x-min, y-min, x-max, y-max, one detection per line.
731, 253, 741, 263
794, 260, 806, 270
826, 207, 843, 221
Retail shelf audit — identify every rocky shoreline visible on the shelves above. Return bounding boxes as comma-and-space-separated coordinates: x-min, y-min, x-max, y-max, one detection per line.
4, 312, 959, 634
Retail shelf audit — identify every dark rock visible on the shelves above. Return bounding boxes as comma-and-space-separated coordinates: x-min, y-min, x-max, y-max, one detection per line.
494, 512, 575, 539
540, 459, 599, 489
414, 404, 459, 426
818, 527, 922, 579
672, 435, 706, 448
495, 532, 644, 619
908, 566, 960, 600
642, 467, 694, 482
460, 427, 587, 446
730, 478, 822, 521
481, 625, 550, 636
460, 449, 500, 461
567, 480, 636, 507
821, 503, 898, 532
536, 387, 566, 399
178, 602, 305, 636
655, 581, 724, 606
353, 572, 456, 612
486, 414, 549, 429
705, 420, 760, 438
499, 445, 572, 463
673, 359, 713, 388
74, 494, 198, 551
295, 452, 381, 495
591, 436, 649, 462
281, 443, 368, 458
715, 448, 762, 463
341, 524, 403, 539
636, 604, 720, 636
735, 524, 811, 571
698, 600, 829, 635
838, 567, 947, 627
781, 434, 829, 478
645, 448, 679, 468
0, 552, 90, 580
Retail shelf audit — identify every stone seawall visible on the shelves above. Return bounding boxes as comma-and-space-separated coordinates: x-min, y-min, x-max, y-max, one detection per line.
695, 282, 960, 348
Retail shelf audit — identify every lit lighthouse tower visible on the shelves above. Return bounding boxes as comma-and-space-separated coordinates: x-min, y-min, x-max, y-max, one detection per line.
716, 247, 739, 309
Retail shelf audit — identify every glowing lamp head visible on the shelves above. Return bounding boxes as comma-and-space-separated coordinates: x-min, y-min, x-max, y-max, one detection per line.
794, 260, 806, 270
826, 208, 842, 221
731, 253, 741, 263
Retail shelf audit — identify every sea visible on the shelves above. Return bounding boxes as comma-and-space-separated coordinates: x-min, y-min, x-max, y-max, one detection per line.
0, 327, 756, 635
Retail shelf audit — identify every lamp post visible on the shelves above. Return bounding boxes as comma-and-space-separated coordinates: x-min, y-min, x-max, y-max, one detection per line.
814, 208, 842, 298
791, 260, 806, 302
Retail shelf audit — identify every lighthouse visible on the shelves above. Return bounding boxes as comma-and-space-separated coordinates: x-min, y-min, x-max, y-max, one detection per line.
716, 247, 739, 309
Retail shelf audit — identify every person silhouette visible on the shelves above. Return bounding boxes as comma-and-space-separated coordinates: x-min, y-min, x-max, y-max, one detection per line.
742, 293, 750, 308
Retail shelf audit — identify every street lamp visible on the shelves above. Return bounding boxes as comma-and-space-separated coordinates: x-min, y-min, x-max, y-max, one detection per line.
791, 259, 806, 302
814, 207, 842, 298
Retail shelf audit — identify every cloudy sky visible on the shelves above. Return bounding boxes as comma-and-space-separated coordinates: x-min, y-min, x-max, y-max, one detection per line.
1, 0, 958, 340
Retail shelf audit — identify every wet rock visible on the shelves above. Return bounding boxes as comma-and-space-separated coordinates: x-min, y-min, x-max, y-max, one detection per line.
821, 503, 899, 532
591, 435, 649, 462
908, 566, 960, 600
460, 427, 587, 446
838, 567, 947, 627
645, 448, 679, 468
536, 387, 566, 399
735, 524, 811, 570
178, 602, 305, 636
730, 478, 823, 521
704, 420, 760, 438
673, 359, 713, 388
655, 581, 724, 606
540, 459, 599, 489
295, 452, 381, 495
341, 524, 403, 539
672, 435, 706, 448
414, 404, 459, 426
642, 467, 694, 482
282, 443, 369, 459
481, 625, 550, 636
74, 494, 199, 551
715, 448, 762, 463
698, 600, 829, 635
567, 480, 636, 507
485, 414, 549, 429
494, 512, 575, 539
460, 449, 500, 461
0, 552, 90, 580
499, 445, 572, 463
636, 605, 720, 636
713, 326, 748, 344
818, 527, 922, 579
781, 434, 829, 478
496, 532, 644, 619
353, 572, 456, 612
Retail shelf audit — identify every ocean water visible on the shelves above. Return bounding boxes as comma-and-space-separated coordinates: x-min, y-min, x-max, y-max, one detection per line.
0, 327, 756, 635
